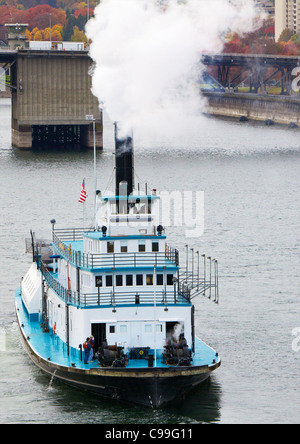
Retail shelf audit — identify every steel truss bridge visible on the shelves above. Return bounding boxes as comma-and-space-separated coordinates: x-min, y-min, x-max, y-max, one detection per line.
201, 53, 300, 96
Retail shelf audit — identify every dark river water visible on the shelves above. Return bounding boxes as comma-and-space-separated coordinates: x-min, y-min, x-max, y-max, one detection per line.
0, 98, 300, 424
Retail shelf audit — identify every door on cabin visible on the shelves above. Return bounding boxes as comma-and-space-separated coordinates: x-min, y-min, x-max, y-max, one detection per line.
91, 323, 106, 352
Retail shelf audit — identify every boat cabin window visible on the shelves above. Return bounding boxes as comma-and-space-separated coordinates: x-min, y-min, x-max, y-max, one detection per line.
167, 274, 174, 286
136, 274, 143, 286
95, 276, 103, 287
116, 275, 123, 286
145, 324, 163, 333
157, 274, 164, 286
139, 242, 146, 252
107, 241, 114, 253
126, 275, 133, 286
121, 241, 127, 253
146, 274, 153, 285
109, 325, 116, 334
152, 242, 159, 252
106, 275, 113, 287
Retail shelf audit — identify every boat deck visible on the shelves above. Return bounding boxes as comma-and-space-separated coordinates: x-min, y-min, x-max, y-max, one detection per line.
15, 290, 219, 371
52, 237, 179, 272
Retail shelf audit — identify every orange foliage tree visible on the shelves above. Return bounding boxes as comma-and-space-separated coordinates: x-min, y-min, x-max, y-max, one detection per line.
25, 5, 66, 30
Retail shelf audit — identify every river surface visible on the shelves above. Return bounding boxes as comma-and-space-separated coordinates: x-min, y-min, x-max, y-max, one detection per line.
0, 98, 300, 424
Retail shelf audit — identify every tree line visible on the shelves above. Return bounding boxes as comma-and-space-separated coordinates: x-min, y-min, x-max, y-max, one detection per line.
223, 18, 300, 57
1, 2, 300, 54
0, 1, 96, 42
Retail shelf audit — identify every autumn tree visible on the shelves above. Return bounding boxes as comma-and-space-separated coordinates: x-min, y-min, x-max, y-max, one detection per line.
70, 25, 86, 42
290, 34, 300, 44
33, 29, 42, 40
278, 28, 294, 43
63, 13, 85, 40
74, 7, 92, 19
25, 5, 66, 30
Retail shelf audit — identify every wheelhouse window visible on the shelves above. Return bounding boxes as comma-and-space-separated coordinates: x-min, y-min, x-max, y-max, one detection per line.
157, 274, 164, 286
107, 241, 114, 253
95, 276, 102, 287
138, 242, 146, 252
146, 274, 153, 285
152, 242, 159, 252
167, 274, 174, 286
136, 274, 143, 286
116, 275, 123, 286
109, 325, 116, 333
121, 241, 127, 253
106, 275, 113, 287
126, 275, 133, 286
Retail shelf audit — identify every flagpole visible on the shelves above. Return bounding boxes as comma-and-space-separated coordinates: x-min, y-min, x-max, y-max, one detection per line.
83, 201, 85, 230
93, 118, 97, 230
86, 114, 97, 230
79, 178, 87, 224
154, 266, 157, 368
83, 176, 85, 229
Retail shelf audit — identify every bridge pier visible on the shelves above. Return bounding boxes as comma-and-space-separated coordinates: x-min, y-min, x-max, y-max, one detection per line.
12, 122, 32, 149
81, 122, 103, 148
11, 50, 102, 150
12, 123, 103, 150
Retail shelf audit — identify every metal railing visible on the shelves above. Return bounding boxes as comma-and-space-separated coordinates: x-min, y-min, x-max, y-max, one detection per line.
40, 261, 190, 307
53, 227, 91, 242
52, 231, 179, 269
79, 290, 185, 307
41, 261, 77, 304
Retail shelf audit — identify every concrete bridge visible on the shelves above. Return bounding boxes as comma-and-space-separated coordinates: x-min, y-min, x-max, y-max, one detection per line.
1, 48, 102, 149
1, 50, 300, 149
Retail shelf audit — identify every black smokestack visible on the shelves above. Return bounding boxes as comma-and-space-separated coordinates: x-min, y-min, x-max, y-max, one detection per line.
114, 123, 134, 199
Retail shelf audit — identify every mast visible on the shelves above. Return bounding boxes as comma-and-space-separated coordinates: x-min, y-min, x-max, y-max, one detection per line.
114, 123, 134, 209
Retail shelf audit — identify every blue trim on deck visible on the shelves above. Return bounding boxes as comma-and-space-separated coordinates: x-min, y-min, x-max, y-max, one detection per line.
53, 244, 177, 273
101, 195, 160, 202
15, 288, 219, 371
83, 233, 167, 241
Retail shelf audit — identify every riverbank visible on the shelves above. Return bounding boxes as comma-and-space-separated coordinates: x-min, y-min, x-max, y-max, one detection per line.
203, 91, 300, 127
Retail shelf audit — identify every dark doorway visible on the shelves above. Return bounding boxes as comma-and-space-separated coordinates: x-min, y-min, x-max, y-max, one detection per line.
166, 322, 184, 342
91, 323, 106, 353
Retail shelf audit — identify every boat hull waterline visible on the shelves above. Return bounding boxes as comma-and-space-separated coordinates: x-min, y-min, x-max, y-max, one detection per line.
16, 299, 221, 408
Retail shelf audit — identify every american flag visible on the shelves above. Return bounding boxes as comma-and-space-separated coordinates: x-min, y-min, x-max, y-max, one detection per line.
78, 180, 87, 203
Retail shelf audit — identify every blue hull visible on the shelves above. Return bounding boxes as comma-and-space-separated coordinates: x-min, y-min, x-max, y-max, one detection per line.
16, 290, 221, 408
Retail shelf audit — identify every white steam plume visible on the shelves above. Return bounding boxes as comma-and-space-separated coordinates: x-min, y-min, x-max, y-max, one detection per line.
86, 0, 259, 141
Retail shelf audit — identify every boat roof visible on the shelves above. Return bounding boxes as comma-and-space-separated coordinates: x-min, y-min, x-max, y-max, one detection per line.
100, 195, 160, 202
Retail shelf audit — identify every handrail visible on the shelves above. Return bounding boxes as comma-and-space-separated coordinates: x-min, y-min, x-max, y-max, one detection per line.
53, 227, 93, 242
53, 233, 179, 269
40, 261, 190, 307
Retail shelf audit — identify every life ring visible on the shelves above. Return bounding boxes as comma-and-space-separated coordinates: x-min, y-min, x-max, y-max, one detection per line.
53, 322, 57, 335
139, 349, 144, 356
